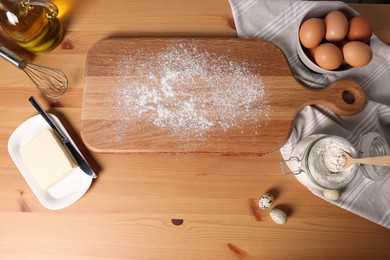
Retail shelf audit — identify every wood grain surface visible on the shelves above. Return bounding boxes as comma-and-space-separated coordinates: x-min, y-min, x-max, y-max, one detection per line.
0, 1, 390, 259
82, 38, 365, 154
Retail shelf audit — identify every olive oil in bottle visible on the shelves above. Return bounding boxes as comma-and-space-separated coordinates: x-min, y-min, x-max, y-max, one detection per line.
0, 0, 63, 54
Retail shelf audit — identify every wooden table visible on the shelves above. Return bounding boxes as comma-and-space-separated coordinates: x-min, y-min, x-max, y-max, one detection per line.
1, 1, 389, 259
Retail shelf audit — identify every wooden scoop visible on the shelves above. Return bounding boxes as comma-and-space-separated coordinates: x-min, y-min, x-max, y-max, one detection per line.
82, 38, 366, 155
342, 152, 390, 169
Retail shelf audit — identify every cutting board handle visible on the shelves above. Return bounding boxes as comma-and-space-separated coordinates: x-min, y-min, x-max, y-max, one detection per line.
303, 79, 366, 116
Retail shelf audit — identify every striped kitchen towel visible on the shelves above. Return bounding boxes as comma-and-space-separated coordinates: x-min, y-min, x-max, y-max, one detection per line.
228, 0, 390, 228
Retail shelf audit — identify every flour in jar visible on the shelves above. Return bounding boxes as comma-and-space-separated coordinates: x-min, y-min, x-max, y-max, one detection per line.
323, 146, 347, 172
307, 137, 356, 189
108, 41, 270, 143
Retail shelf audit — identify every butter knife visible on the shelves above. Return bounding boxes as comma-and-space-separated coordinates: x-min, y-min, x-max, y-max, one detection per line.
28, 96, 97, 179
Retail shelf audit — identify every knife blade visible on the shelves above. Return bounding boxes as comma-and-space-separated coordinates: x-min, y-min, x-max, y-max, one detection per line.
28, 96, 97, 179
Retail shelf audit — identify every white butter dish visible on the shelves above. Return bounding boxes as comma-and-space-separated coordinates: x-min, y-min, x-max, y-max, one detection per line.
8, 114, 93, 210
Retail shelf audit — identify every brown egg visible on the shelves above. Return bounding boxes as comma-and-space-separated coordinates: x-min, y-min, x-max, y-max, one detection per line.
343, 41, 372, 67
306, 46, 318, 62
325, 11, 348, 42
299, 18, 325, 49
348, 16, 372, 42
336, 40, 349, 65
314, 43, 343, 70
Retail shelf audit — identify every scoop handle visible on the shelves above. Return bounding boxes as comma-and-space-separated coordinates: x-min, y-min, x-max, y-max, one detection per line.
352, 155, 390, 167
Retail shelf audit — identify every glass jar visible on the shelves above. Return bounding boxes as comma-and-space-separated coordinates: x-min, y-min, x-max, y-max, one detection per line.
281, 133, 390, 191
281, 135, 359, 191
358, 132, 390, 181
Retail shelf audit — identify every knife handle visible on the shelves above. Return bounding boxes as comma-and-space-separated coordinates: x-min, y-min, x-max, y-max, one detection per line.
28, 96, 68, 143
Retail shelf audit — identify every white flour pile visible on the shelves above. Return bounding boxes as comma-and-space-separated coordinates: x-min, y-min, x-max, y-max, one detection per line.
108, 41, 270, 143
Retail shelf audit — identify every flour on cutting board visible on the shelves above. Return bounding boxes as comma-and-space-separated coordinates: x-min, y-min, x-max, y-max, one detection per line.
108, 41, 270, 144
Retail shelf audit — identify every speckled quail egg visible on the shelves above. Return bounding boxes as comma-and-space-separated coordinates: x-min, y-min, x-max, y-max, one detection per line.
258, 193, 274, 210
323, 189, 341, 201
270, 208, 287, 225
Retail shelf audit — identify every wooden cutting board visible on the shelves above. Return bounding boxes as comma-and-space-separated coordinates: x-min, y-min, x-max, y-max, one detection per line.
81, 38, 366, 155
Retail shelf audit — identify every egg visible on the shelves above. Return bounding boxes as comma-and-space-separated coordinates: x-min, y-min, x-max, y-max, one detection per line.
325, 11, 348, 42
270, 208, 287, 225
335, 40, 349, 65
306, 46, 317, 62
348, 16, 372, 42
323, 189, 341, 201
343, 41, 372, 67
314, 43, 343, 70
299, 18, 325, 49
258, 192, 274, 210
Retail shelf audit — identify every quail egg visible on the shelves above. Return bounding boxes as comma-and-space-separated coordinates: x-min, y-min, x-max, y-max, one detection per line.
258, 192, 274, 210
270, 208, 288, 225
323, 189, 341, 201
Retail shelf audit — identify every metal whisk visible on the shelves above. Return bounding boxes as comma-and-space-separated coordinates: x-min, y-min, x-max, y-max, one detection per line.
0, 46, 68, 98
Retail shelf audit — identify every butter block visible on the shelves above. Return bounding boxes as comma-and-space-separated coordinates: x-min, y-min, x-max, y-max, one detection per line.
19, 128, 77, 190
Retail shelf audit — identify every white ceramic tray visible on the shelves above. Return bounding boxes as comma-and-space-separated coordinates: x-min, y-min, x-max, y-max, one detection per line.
8, 114, 93, 210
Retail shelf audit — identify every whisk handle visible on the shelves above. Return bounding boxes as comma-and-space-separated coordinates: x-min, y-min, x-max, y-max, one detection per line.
0, 46, 27, 69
